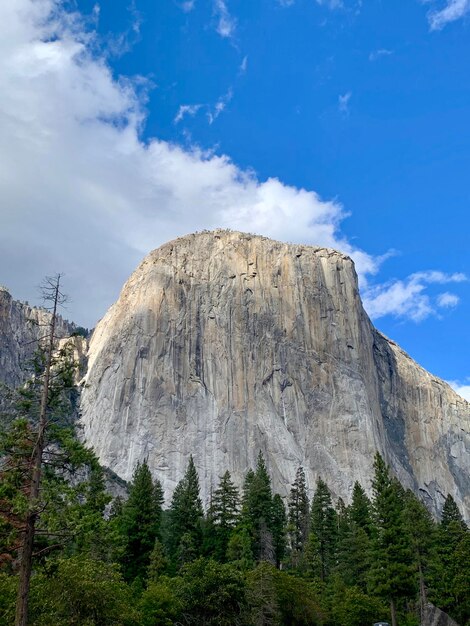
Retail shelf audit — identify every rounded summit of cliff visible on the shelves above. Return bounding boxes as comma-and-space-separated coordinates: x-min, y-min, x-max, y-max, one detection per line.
123, 229, 359, 303
144, 228, 355, 269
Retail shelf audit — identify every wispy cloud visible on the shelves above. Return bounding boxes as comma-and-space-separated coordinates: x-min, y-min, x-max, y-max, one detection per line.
179, 0, 196, 12
369, 48, 393, 61
316, 0, 344, 8
447, 379, 470, 401
363, 271, 467, 322
239, 56, 248, 74
174, 104, 202, 124
278, 0, 296, 6
207, 88, 233, 124
426, 0, 470, 30
213, 0, 236, 39
437, 292, 460, 308
338, 91, 352, 115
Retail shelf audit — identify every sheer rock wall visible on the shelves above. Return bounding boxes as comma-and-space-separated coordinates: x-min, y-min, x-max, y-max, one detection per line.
79, 231, 470, 517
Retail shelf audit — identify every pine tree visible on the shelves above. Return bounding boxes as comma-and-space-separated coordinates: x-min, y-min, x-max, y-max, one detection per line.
271, 494, 287, 567
147, 538, 168, 582
350, 482, 372, 534
368, 453, 414, 626
402, 489, 436, 622
240, 452, 275, 563
428, 494, 469, 623
226, 527, 254, 571
168, 455, 203, 566
308, 477, 337, 581
441, 494, 467, 530
119, 460, 162, 582
206, 470, 240, 561
333, 484, 373, 590
287, 466, 309, 568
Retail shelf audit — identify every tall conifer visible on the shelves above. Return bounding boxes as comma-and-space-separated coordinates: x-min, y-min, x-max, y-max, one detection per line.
119, 460, 162, 583
368, 453, 414, 626
240, 452, 275, 563
207, 470, 240, 561
308, 477, 337, 581
168, 455, 203, 566
287, 466, 309, 567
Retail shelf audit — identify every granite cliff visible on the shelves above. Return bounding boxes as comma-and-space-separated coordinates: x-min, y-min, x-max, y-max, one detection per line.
78, 231, 470, 517
0, 286, 79, 390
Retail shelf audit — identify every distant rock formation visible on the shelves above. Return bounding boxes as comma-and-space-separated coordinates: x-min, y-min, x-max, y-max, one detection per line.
424, 603, 460, 626
0, 286, 78, 390
77, 230, 469, 517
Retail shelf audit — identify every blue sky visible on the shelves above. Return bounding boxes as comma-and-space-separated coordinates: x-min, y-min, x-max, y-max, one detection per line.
0, 0, 469, 398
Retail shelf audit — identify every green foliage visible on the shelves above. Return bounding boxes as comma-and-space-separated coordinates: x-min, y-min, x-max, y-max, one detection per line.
246, 561, 282, 626
271, 493, 287, 566
441, 494, 467, 530
138, 577, 181, 626
147, 539, 168, 582
117, 460, 163, 583
335, 498, 371, 591
29, 556, 136, 625
308, 477, 337, 580
175, 557, 247, 625
428, 496, 470, 624
329, 577, 388, 626
350, 482, 372, 533
368, 453, 415, 623
168, 456, 204, 567
274, 570, 325, 625
226, 527, 255, 571
287, 466, 310, 568
241, 453, 276, 563
206, 470, 240, 561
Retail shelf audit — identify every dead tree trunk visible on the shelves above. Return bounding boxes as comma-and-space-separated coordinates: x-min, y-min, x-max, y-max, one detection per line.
15, 275, 62, 626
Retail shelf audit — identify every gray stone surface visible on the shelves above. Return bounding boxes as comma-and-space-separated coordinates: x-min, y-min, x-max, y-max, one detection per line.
79, 230, 470, 516
423, 603, 460, 626
0, 286, 77, 390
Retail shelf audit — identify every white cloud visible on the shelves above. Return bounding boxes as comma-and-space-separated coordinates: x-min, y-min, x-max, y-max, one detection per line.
278, 0, 296, 6
338, 91, 352, 115
437, 292, 460, 308
0, 0, 382, 326
239, 56, 248, 74
427, 0, 470, 30
207, 87, 233, 124
174, 104, 202, 124
363, 271, 467, 322
316, 0, 344, 8
369, 48, 393, 61
180, 0, 196, 12
213, 0, 236, 39
447, 380, 470, 402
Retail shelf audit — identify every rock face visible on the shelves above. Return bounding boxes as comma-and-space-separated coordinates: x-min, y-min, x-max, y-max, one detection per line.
0, 286, 78, 390
79, 231, 470, 516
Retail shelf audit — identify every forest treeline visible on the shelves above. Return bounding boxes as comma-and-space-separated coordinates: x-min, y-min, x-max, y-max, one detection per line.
1, 436, 469, 625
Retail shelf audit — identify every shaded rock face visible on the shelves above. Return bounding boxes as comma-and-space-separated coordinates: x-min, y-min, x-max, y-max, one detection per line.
424, 603, 460, 626
79, 231, 470, 516
0, 287, 77, 390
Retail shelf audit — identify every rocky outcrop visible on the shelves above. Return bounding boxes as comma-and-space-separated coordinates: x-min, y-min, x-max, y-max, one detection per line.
0, 286, 78, 390
423, 603, 460, 626
79, 230, 470, 517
